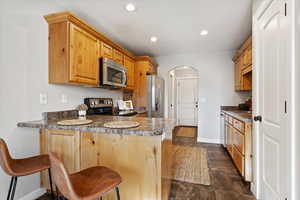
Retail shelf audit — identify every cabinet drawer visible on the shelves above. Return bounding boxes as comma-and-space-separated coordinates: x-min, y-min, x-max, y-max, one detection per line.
101, 42, 113, 59
233, 129, 245, 155
113, 49, 124, 65
228, 116, 233, 125
225, 114, 229, 122
233, 119, 245, 133
232, 146, 244, 176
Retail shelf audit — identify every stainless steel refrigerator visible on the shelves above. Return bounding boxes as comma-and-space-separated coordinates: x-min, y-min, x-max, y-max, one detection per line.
147, 75, 165, 118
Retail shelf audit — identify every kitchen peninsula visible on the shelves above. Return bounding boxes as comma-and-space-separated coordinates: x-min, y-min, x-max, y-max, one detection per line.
18, 110, 176, 200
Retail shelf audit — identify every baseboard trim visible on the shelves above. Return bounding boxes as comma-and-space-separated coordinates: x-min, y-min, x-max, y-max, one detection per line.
18, 188, 46, 200
198, 137, 221, 144
251, 183, 260, 199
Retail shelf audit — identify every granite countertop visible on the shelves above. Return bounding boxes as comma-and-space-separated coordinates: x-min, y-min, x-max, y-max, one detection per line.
17, 113, 176, 137
221, 106, 252, 123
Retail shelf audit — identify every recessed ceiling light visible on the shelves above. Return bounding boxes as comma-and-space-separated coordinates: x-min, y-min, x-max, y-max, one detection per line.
150, 36, 158, 42
200, 30, 208, 36
125, 3, 136, 12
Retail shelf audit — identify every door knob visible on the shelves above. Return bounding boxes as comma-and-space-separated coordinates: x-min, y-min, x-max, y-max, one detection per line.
253, 115, 262, 122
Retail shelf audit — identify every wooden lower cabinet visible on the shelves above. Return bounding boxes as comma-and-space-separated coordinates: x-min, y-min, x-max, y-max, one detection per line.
224, 114, 252, 182
40, 129, 172, 200
233, 129, 245, 155
232, 146, 244, 176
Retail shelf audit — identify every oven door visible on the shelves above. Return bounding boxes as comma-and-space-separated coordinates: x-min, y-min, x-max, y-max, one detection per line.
101, 58, 127, 88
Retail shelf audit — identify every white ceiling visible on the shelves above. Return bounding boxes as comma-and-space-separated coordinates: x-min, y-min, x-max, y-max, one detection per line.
3, 0, 253, 57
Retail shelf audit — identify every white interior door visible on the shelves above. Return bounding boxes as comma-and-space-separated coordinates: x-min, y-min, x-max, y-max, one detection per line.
257, 0, 288, 199
176, 78, 198, 126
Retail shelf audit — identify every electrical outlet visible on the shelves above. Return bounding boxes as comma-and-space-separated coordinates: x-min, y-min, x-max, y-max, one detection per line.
61, 94, 68, 103
39, 94, 47, 105
199, 97, 207, 103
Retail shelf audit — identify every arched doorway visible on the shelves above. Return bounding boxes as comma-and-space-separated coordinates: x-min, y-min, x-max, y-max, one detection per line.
168, 66, 199, 126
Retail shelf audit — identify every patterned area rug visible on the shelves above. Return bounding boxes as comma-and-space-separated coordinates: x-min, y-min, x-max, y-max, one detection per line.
172, 145, 211, 185
176, 127, 197, 138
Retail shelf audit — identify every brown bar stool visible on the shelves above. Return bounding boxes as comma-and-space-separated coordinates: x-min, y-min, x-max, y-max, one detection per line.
49, 152, 122, 200
0, 139, 54, 200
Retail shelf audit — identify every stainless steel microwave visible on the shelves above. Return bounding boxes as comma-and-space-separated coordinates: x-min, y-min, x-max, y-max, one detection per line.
100, 58, 127, 88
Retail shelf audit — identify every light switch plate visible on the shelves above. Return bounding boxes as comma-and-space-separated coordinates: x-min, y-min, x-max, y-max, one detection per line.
40, 94, 47, 105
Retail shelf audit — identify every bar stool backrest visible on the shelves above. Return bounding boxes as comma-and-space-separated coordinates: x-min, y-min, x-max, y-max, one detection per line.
0, 139, 15, 176
49, 152, 78, 200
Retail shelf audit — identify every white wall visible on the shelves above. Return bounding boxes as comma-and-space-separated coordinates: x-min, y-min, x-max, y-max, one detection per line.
0, 2, 122, 199
157, 52, 251, 144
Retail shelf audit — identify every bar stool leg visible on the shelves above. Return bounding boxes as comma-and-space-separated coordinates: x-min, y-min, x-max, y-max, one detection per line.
7, 177, 15, 200
48, 169, 54, 199
115, 187, 120, 200
10, 177, 18, 200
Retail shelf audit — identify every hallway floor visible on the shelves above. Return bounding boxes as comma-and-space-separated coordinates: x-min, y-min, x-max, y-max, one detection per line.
37, 127, 255, 200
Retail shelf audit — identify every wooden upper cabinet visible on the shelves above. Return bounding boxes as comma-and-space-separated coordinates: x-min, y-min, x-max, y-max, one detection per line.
233, 36, 252, 91
124, 56, 135, 90
234, 58, 242, 91
113, 49, 124, 65
69, 24, 100, 85
44, 12, 141, 88
101, 42, 113, 59
243, 46, 252, 69
133, 56, 158, 108
47, 21, 99, 86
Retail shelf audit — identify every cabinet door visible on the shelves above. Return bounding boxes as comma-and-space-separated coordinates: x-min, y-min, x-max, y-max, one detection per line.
47, 129, 81, 173
41, 129, 81, 191
101, 42, 113, 59
234, 58, 242, 91
124, 56, 135, 89
69, 24, 100, 86
233, 128, 245, 155
134, 61, 148, 108
225, 123, 230, 147
232, 146, 244, 176
243, 46, 252, 68
227, 126, 234, 156
113, 49, 124, 65
80, 132, 100, 170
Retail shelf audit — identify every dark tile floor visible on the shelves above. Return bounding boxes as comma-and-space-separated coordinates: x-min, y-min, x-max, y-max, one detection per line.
37, 128, 256, 200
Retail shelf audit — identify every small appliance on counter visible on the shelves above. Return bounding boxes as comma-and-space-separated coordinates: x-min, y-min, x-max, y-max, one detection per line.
116, 100, 137, 116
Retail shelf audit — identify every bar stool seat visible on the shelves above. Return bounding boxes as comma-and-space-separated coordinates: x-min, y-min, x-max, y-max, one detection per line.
7, 154, 50, 177
49, 152, 122, 200
70, 166, 122, 199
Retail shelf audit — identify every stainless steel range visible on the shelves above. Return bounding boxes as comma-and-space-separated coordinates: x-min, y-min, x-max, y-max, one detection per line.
84, 98, 137, 116
84, 98, 114, 115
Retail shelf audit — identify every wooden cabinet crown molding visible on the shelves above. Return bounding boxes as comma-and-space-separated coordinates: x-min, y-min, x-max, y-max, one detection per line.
135, 56, 158, 68
44, 11, 135, 60
232, 36, 252, 62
